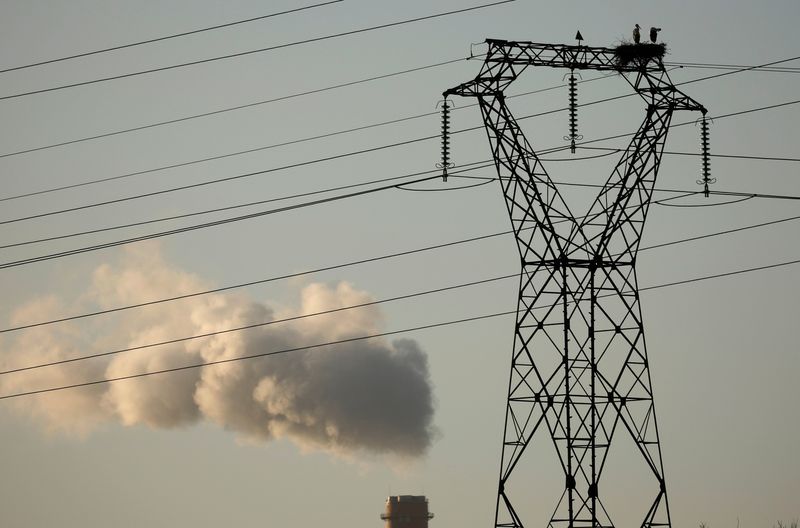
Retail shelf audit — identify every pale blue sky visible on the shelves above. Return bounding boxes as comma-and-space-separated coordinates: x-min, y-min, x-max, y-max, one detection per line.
0, 1, 798, 527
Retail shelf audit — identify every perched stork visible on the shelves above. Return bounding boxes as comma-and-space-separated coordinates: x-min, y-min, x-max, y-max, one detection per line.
650, 27, 662, 43
633, 24, 641, 44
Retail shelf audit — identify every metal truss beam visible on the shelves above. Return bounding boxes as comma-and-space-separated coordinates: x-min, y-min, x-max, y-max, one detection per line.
444, 39, 706, 528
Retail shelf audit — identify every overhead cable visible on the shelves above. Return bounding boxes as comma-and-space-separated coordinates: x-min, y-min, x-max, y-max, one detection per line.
0, 173, 443, 270
4, 147, 799, 258
1, 104, 797, 268
0, 0, 514, 102
0, 311, 516, 400
2, 92, 797, 245
2, 194, 797, 335
1, 253, 798, 399
0, 274, 517, 375
0, 56, 469, 162
579, 146, 800, 163
3, 89, 798, 227
0, 58, 789, 161
665, 61, 800, 73
4, 57, 795, 206
0, 1, 343, 74
0, 162, 494, 249
0, 71, 612, 202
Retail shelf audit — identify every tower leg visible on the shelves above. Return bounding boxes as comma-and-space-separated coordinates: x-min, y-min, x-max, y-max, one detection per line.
481, 101, 675, 528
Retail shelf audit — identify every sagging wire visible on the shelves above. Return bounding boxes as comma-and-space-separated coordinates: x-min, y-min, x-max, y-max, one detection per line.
395, 178, 494, 192
655, 194, 755, 208
436, 98, 455, 181
539, 148, 621, 162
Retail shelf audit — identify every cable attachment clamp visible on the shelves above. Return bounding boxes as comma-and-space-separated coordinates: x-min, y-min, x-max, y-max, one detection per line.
436, 98, 455, 182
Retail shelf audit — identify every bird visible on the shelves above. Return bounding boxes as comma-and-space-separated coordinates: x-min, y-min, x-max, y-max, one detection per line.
650, 27, 662, 43
633, 24, 641, 44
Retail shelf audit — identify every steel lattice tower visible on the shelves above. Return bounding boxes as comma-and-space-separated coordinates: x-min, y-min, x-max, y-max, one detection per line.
443, 40, 707, 528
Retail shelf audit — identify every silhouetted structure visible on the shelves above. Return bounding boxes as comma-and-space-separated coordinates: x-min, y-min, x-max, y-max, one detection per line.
442, 39, 708, 528
380, 496, 434, 528
650, 27, 662, 43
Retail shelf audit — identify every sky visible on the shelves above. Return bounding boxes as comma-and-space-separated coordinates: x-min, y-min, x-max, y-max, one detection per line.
0, 1, 798, 527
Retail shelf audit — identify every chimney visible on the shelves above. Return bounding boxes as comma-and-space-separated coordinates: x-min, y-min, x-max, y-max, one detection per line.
380, 495, 434, 528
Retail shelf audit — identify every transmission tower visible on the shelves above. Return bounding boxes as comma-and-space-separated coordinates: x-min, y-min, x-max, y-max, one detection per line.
441, 39, 708, 528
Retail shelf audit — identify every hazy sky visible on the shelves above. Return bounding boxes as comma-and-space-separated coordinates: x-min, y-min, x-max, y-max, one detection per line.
0, 1, 798, 527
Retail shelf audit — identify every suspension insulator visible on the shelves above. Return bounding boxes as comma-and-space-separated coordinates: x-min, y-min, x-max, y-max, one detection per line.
696, 115, 715, 197
563, 72, 583, 154
436, 99, 454, 181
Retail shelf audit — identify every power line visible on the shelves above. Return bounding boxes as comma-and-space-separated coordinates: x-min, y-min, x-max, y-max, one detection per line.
0, 161, 494, 249
0, 111, 438, 203
665, 61, 800, 73
709, 189, 800, 202
0, 212, 514, 334
4, 150, 798, 257
4, 56, 795, 209
546, 179, 800, 202
5, 54, 784, 210
702, 99, 800, 121
0, 310, 516, 400
0, 59, 785, 163
1, 252, 798, 399
639, 258, 800, 292
0, 71, 613, 203
0, 65, 796, 269
0, 188, 644, 336
2, 193, 796, 336
676, 55, 800, 85
654, 194, 755, 208
533, 98, 800, 157
503, 56, 800, 151
3, 91, 796, 251
464, 175, 800, 202
0, 56, 468, 162
670, 151, 800, 163
0, 1, 343, 75
4, 86, 797, 228
0, 274, 517, 375
0, 0, 514, 102
579, 146, 800, 163
0, 173, 442, 270
0, 94, 571, 223
515, 55, 800, 147
1, 96, 797, 268
638, 214, 800, 252
0, 134, 441, 226
35, 131, 786, 249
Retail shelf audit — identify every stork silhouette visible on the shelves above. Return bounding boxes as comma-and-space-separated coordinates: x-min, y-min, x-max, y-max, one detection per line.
650, 26, 662, 43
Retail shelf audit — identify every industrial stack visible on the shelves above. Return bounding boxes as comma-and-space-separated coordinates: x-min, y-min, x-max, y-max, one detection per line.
380, 496, 434, 528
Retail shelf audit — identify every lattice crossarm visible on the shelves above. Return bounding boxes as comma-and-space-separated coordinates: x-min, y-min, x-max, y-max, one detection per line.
632, 70, 707, 113
444, 42, 531, 98
482, 40, 663, 73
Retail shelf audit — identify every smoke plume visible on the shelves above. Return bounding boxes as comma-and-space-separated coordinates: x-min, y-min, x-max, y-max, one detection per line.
0, 244, 436, 458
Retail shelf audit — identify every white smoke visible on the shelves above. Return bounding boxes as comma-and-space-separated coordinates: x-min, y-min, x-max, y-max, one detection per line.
0, 243, 436, 458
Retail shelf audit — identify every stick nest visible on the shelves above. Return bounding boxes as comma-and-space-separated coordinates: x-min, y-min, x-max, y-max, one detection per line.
614, 42, 667, 69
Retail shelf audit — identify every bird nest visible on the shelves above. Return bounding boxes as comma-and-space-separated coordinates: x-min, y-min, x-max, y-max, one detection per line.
614, 42, 667, 69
